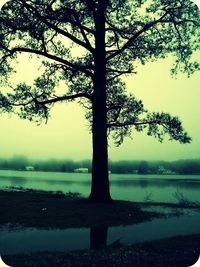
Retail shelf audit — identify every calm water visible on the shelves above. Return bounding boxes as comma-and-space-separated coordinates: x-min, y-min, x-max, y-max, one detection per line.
0, 170, 200, 203
0, 209, 199, 254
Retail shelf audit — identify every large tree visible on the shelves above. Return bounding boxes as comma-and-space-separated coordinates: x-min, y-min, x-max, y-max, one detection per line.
0, 0, 199, 202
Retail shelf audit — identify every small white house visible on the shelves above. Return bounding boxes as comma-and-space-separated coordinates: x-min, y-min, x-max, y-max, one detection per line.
157, 166, 175, 174
74, 168, 89, 173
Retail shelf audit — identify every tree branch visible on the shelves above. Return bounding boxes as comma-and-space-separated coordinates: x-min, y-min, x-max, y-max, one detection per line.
20, 0, 94, 53
12, 92, 92, 107
38, 93, 92, 105
71, 11, 94, 49
106, 12, 198, 61
106, 67, 136, 81
107, 120, 159, 128
8, 47, 93, 77
106, 12, 169, 61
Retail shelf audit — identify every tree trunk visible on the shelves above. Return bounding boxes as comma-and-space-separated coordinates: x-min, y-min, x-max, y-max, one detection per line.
88, 3, 112, 202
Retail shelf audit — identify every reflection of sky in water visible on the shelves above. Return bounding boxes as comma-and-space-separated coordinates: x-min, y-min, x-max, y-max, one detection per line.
0, 228, 90, 254
0, 210, 199, 255
0, 170, 200, 203
108, 210, 200, 245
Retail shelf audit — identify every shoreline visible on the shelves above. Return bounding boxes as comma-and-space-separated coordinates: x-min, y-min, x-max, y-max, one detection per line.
1, 188, 200, 266
1, 188, 199, 228
0, 188, 164, 229
2, 234, 200, 267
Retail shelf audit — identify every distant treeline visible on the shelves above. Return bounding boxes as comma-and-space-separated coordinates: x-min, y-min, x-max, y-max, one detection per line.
0, 156, 200, 174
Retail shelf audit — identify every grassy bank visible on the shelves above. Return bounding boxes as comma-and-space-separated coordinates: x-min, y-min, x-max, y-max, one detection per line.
0, 189, 162, 228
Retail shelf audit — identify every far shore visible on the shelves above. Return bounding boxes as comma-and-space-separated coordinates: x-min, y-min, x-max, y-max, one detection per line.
1, 168, 200, 175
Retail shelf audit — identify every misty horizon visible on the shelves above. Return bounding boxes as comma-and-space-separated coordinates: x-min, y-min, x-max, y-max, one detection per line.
1, 154, 200, 163
1, 156, 200, 175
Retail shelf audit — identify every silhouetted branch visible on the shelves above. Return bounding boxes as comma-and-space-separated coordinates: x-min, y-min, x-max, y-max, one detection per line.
106, 104, 122, 111
39, 93, 92, 104
107, 120, 159, 128
106, 12, 198, 61
71, 11, 94, 49
106, 67, 136, 81
106, 12, 169, 60
12, 93, 92, 107
20, 0, 95, 53
7, 47, 93, 77
83, 0, 96, 12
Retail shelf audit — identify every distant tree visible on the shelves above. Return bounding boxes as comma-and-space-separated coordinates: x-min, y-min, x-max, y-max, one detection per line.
0, 158, 9, 170
0, 0, 199, 202
138, 160, 149, 174
9, 155, 29, 170
64, 159, 76, 172
172, 159, 200, 174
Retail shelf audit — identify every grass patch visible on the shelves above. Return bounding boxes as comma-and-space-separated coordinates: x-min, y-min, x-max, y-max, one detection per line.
0, 189, 161, 229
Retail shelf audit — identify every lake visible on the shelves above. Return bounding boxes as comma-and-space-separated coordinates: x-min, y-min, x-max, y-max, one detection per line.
0, 170, 200, 203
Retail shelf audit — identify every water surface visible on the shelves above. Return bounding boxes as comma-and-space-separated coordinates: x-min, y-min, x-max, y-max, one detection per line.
0, 209, 199, 255
1, 171, 199, 255
0, 170, 200, 203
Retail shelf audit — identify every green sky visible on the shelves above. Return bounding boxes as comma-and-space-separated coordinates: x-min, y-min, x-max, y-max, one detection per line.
0, 54, 199, 161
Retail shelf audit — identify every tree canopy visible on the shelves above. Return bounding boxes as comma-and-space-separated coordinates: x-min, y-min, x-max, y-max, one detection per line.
0, 0, 199, 144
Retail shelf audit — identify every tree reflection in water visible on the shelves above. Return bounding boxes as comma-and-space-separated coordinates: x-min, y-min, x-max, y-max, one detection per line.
90, 226, 122, 249
90, 226, 108, 249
